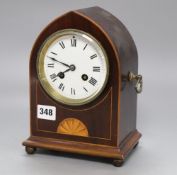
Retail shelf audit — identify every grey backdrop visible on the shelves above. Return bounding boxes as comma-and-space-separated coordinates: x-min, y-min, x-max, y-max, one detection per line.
0, 0, 177, 174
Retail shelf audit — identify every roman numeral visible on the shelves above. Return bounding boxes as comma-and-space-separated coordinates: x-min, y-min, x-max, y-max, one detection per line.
51, 52, 57, 55
83, 87, 88, 92
71, 36, 77, 47
83, 44, 88, 50
59, 41, 65, 49
50, 73, 57, 79
71, 88, 75, 95
89, 77, 97, 86
50, 73, 57, 82
47, 63, 54, 68
58, 83, 65, 91
90, 54, 97, 59
93, 66, 100, 72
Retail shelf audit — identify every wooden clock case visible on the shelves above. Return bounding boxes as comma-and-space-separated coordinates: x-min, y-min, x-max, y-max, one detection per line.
23, 6, 141, 166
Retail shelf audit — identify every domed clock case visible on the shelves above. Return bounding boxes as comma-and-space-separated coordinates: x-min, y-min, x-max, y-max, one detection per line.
23, 6, 142, 166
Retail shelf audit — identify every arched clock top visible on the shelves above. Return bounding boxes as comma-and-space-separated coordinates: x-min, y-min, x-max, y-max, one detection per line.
29, 8, 122, 108
30, 10, 121, 75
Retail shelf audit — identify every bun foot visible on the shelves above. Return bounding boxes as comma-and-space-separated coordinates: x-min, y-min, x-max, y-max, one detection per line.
112, 159, 124, 167
25, 146, 36, 154
133, 142, 139, 149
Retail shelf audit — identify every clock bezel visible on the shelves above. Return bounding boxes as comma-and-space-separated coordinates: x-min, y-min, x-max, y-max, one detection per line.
37, 29, 109, 106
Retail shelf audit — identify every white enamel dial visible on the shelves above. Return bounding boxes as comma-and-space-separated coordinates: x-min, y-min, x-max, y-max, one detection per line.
37, 29, 109, 105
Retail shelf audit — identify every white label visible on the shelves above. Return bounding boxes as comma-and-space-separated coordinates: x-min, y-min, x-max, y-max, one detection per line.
37, 105, 56, 121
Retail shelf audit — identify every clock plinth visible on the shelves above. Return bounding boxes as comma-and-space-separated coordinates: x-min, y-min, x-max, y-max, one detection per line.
23, 130, 141, 166
23, 6, 142, 166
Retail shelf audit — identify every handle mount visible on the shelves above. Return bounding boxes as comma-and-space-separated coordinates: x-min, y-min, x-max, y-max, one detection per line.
128, 72, 143, 93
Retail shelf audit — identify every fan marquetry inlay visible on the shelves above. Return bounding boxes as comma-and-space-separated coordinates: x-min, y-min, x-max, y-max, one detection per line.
57, 118, 89, 137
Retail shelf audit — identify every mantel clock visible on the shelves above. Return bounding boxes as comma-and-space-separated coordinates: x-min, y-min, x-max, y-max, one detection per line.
23, 6, 143, 166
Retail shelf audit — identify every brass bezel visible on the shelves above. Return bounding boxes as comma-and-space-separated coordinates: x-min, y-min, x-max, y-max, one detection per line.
37, 29, 109, 106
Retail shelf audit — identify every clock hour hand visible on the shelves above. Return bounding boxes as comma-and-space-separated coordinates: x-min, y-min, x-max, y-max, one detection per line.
64, 65, 76, 73
63, 68, 71, 73
57, 65, 76, 79
47, 56, 70, 68
57, 69, 70, 79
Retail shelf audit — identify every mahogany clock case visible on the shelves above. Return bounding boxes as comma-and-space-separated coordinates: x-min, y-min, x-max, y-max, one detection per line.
23, 6, 141, 166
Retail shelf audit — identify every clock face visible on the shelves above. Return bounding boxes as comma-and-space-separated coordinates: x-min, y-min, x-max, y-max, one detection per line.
37, 29, 109, 105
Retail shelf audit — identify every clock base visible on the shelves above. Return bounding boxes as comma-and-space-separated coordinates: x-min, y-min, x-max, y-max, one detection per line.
22, 130, 141, 166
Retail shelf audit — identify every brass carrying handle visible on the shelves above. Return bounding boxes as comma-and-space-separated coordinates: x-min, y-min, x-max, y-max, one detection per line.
128, 72, 143, 93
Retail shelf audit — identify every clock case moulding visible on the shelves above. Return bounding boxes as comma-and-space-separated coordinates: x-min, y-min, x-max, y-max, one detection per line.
23, 6, 142, 166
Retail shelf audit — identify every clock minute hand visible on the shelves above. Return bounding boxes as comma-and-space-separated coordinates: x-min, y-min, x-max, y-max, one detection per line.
47, 56, 70, 68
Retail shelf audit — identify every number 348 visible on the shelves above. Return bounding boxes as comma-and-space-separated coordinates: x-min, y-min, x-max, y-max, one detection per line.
39, 108, 53, 116
37, 105, 56, 120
